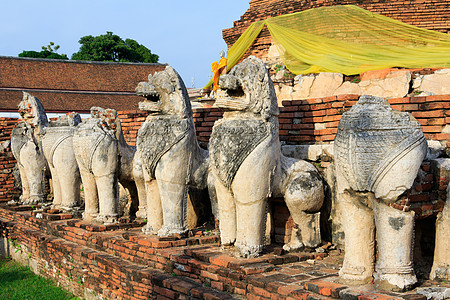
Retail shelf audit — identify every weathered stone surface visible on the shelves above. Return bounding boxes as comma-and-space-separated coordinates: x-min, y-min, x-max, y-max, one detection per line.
416, 287, 450, 300
413, 69, 450, 95
430, 158, 450, 281
73, 107, 120, 224
334, 95, 427, 201
274, 84, 293, 104
210, 56, 324, 258
41, 113, 81, 211
10, 92, 48, 204
333, 81, 361, 96
72, 107, 146, 223
138, 117, 191, 179
427, 140, 446, 160
292, 73, 343, 99
210, 119, 272, 188
291, 74, 315, 100
359, 70, 411, 99
310, 72, 343, 98
334, 95, 427, 291
136, 66, 209, 237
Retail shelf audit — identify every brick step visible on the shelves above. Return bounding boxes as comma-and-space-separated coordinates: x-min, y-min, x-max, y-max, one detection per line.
0, 205, 443, 300
0, 215, 235, 300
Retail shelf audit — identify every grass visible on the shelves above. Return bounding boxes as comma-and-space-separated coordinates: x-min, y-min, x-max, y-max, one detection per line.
0, 257, 77, 300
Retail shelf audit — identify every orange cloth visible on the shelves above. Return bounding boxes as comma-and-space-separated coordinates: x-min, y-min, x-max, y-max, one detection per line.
211, 57, 227, 92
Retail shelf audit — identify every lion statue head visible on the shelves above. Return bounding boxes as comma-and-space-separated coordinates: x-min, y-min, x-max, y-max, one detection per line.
215, 56, 279, 120
18, 92, 48, 128
135, 66, 192, 118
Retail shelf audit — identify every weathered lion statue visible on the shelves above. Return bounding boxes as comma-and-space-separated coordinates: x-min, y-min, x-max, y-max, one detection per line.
41, 112, 82, 211
11, 92, 49, 205
209, 56, 324, 258
334, 95, 428, 291
73, 107, 146, 224
136, 66, 209, 237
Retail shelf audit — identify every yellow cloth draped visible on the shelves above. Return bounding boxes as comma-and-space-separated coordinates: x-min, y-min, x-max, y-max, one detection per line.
205, 5, 450, 88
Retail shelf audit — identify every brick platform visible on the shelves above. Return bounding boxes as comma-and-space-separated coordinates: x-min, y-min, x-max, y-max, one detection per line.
1, 204, 447, 299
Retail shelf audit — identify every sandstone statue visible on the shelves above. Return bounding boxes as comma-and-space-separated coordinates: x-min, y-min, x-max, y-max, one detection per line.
430, 178, 450, 281
136, 66, 209, 237
334, 95, 427, 291
209, 56, 324, 258
41, 112, 81, 211
73, 107, 146, 224
11, 92, 48, 205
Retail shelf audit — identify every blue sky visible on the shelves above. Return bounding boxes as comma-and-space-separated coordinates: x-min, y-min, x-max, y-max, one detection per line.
1, 0, 250, 88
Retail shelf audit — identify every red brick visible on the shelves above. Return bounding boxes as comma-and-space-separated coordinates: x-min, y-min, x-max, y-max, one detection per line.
249, 285, 273, 298
422, 125, 443, 133
359, 293, 405, 300
304, 279, 347, 298
210, 280, 224, 291
210, 255, 238, 268
336, 94, 359, 101
412, 110, 444, 118
278, 284, 302, 296
426, 95, 450, 101
306, 98, 323, 104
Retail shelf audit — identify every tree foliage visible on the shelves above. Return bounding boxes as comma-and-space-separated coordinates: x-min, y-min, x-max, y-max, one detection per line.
18, 42, 68, 60
71, 32, 158, 63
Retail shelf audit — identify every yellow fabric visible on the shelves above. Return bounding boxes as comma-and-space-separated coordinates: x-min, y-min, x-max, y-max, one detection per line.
205, 5, 450, 88
211, 57, 228, 92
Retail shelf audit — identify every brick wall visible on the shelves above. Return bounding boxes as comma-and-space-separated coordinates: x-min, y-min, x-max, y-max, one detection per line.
0, 118, 19, 203
223, 0, 450, 59
1, 94, 448, 241
115, 95, 449, 240
279, 94, 450, 145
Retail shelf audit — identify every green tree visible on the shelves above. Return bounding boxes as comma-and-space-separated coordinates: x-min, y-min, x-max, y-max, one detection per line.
71, 31, 158, 63
18, 42, 68, 60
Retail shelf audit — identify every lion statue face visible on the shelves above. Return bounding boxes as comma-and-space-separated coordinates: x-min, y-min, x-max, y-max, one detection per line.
18, 92, 48, 128
135, 66, 192, 118
215, 56, 279, 120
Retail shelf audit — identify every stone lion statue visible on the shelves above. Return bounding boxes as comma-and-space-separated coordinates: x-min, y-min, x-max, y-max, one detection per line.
41, 112, 82, 211
209, 56, 324, 258
11, 92, 48, 204
136, 66, 209, 237
73, 107, 146, 224
334, 95, 428, 291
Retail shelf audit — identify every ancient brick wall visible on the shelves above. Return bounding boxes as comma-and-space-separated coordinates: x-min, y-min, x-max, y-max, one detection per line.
223, 0, 450, 59
0, 118, 19, 203
115, 95, 449, 239
117, 95, 450, 154
1, 94, 448, 240
279, 94, 450, 145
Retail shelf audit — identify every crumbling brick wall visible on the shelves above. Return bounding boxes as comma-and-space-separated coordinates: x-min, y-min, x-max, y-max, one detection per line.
0, 118, 20, 203
223, 0, 450, 60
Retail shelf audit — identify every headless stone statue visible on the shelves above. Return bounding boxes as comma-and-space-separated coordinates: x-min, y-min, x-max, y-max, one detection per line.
334, 95, 427, 291
41, 112, 81, 211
